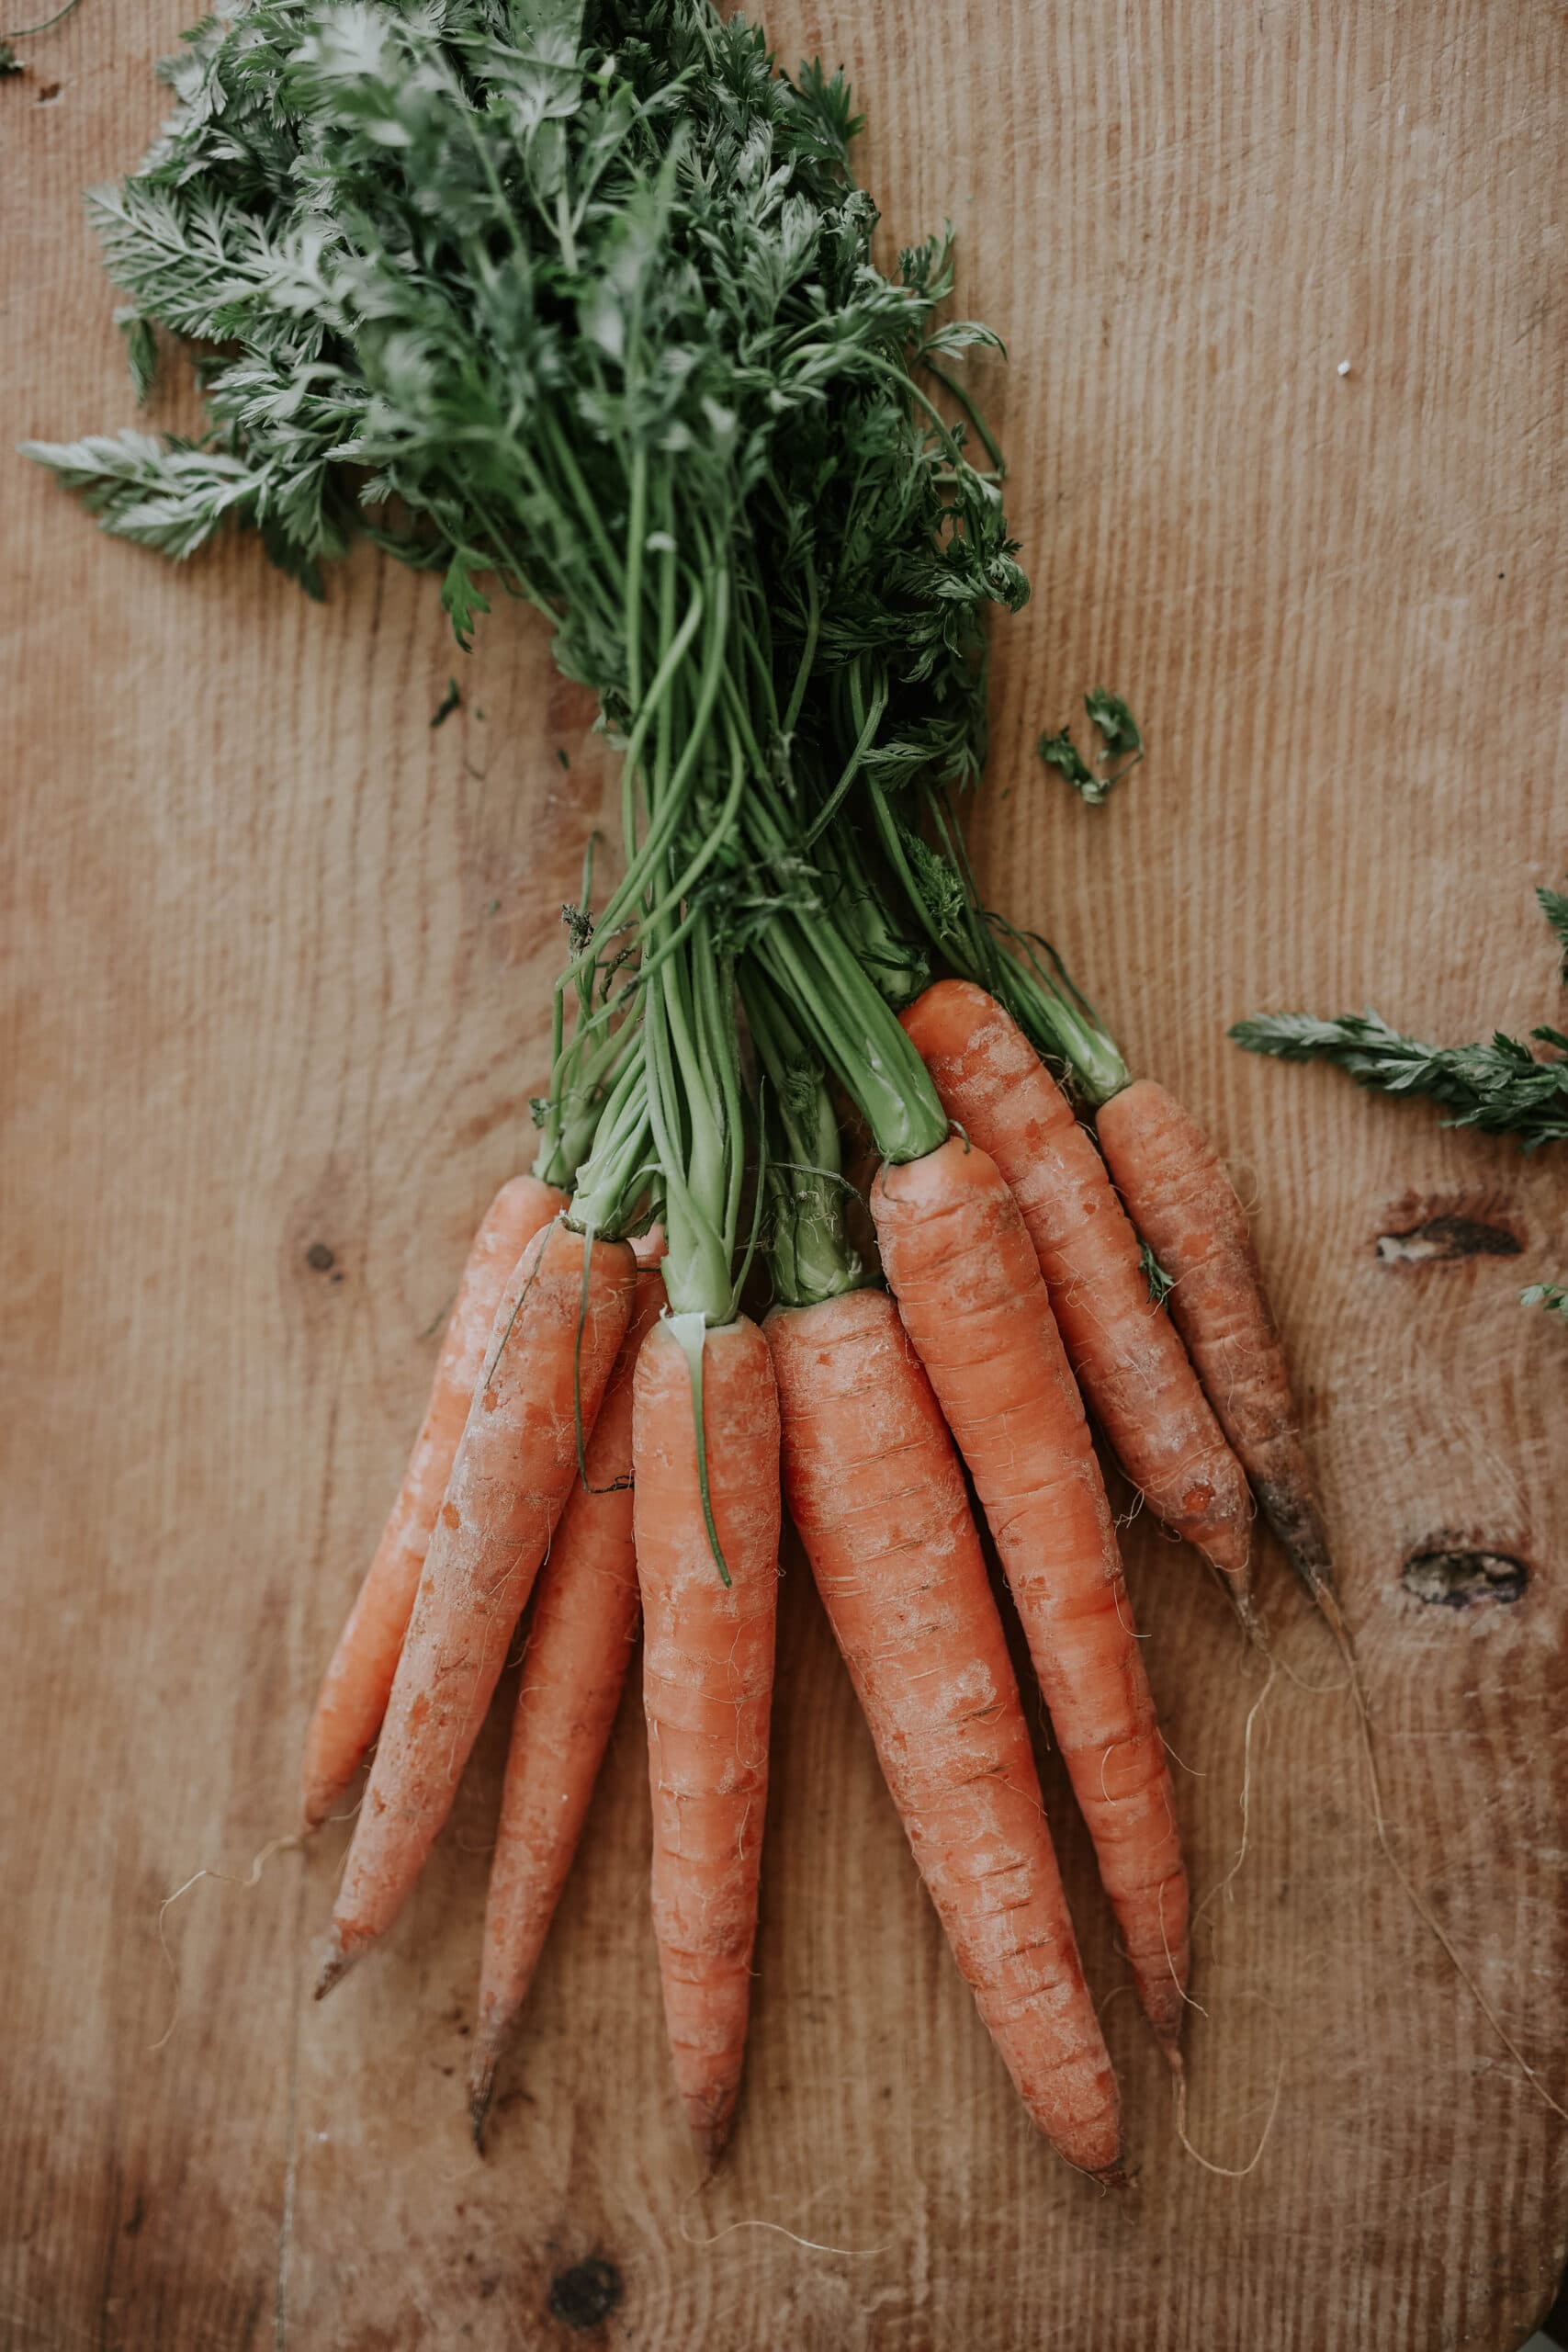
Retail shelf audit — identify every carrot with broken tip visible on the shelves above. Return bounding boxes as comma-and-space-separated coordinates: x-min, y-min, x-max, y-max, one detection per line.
315, 1217, 636, 1995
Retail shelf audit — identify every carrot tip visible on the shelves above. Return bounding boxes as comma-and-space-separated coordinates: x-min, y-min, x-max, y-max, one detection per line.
312, 1932, 355, 2003
468, 2058, 499, 2155
1092, 2161, 1131, 2191
1226, 1581, 1268, 1652
1303, 1566, 1348, 1636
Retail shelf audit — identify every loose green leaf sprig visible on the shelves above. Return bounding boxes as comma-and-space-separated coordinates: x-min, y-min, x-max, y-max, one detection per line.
1230, 1009, 1568, 1148
1233, 885, 1568, 1150
1521, 1282, 1568, 1319
1039, 689, 1143, 807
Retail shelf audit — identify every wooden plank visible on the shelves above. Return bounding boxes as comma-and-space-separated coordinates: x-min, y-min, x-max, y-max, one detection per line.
2, 2, 1565, 2346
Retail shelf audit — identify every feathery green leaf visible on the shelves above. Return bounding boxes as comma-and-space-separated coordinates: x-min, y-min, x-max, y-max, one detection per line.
1231, 1006, 1568, 1150
1538, 881, 1568, 982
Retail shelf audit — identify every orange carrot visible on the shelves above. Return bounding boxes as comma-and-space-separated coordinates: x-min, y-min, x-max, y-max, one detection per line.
1096, 1078, 1335, 1607
766, 1286, 1122, 2177
901, 981, 1255, 1619
468, 1244, 666, 2146
633, 1315, 780, 2168
299, 1173, 568, 1831
871, 1138, 1190, 2060
316, 1221, 636, 1993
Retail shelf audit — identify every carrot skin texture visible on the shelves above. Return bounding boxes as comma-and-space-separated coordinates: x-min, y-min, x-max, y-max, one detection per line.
871, 1139, 1190, 2057
319, 1223, 637, 1989
1095, 1079, 1335, 1601
634, 1317, 780, 2169
766, 1289, 1122, 2177
468, 1261, 666, 2143
901, 981, 1253, 1604
299, 1175, 569, 1831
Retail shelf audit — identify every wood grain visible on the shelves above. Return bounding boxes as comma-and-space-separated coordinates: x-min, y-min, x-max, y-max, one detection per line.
3, 3, 1565, 2346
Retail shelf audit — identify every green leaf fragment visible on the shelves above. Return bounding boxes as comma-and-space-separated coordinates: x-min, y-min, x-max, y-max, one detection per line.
1038, 727, 1100, 798
1139, 1240, 1176, 1309
1085, 688, 1141, 760
1538, 882, 1568, 982
1040, 692, 1144, 807
1230, 1007, 1568, 1150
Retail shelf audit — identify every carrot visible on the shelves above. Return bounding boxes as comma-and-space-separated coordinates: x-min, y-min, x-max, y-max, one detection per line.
633, 1314, 780, 2169
1096, 1078, 1335, 1607
299, 1173, 569, 1832
468, 1242, 666, 2147
900, 980, 1256, 1622
870, 1136, 1190, 2060
766, 1285, 1122, 2177
315, 1220, 637, 1993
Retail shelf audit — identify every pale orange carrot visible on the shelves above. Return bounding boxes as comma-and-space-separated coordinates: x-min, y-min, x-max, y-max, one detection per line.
901, 980, 1255, 1620
468, 1242, 666, 2146
299, 1173, 568, 1830
871, 1138, 1189, 2060
1096, 1078, 1335, 1608
316, 1222, 636, 1993
633, 1315, 780, 2169
766, 1285, 1122, 2177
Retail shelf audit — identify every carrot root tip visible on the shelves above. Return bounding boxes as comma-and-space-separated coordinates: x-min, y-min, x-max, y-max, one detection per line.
468, 2047, 502, 2154
690, 2114, 733, 2179
1227, 1582, 1269, 1653
312, 1932, 355, 2003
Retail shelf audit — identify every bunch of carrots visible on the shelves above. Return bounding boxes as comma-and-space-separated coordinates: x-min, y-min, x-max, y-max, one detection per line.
31, 0, 1337, 2183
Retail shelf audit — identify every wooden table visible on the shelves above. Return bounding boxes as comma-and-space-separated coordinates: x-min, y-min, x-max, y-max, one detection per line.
5, 4, 1565, 2345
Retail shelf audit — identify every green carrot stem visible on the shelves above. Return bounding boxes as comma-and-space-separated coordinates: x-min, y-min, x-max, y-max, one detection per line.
752, 907, 947, 1165
740, 962, 863, 1310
